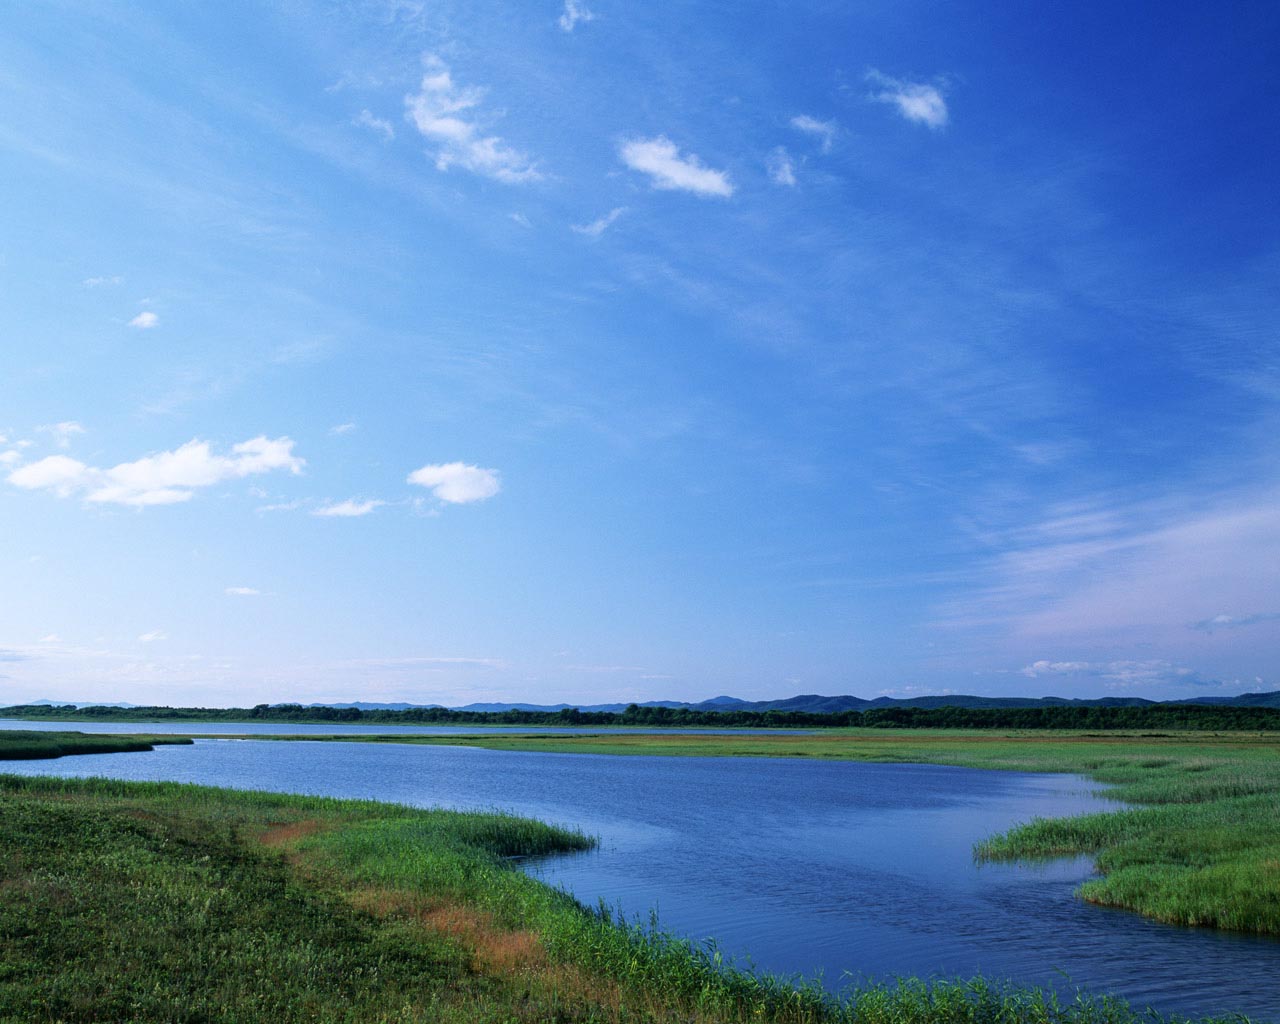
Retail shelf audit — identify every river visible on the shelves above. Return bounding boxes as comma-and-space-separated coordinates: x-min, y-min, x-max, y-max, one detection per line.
2, 733, 1275, 1020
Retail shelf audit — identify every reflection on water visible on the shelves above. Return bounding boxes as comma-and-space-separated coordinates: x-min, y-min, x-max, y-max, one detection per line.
2, 737, 1275, 1021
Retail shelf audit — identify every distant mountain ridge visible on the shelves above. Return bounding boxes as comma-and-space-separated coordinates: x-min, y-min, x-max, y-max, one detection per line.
20, 691, 1280, 715
307, 690, 1280, 714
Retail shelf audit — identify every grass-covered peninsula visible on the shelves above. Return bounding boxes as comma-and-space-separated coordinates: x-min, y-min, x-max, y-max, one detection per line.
0, 729, 192, 760
0, 772, 1253, 1024
265, 728, 1280, 936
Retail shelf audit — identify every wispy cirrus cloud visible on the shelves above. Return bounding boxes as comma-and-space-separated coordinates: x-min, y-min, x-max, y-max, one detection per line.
619, 136, 733, 198
7, 436, 303, 506
1019, 658, 1227, 691
354, 109, 395, 141
312, 498, 385, 517
943, 485, 1280, 653
572, 207, 626, 237
83, 275, 123, 287
790, 115, 836, 152
408, 462, 501, 503
404, 56, 541, 183
766, 147, 796, 186
558, 0, 594, 32
867, 70, 949, 129
1192, 611, 1280, 633
38, 421, 85, 449
225, 586, 261, 596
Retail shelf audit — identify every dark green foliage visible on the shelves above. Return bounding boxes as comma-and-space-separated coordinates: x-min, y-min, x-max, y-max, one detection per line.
5, 701, 1280, 730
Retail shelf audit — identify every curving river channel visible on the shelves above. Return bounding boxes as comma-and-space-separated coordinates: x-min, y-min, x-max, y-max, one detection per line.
3, 733, 1276, 1021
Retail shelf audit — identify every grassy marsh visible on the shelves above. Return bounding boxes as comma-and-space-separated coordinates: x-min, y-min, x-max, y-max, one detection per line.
258, 728, 1280, 935
0, 773, 1249, 1023
0, 729, 192, 760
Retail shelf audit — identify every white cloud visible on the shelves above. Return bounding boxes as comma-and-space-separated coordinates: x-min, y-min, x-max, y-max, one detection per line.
354, 109, 395, 141
404, 56, 541, 183
766, 147, 796, 186
225, 586, 261, 596
138, 630, 167, 643
867, 70, 949, 129
0, 450, 23, 466
558, 0, 594, 31
1019, 658, 1215, 691
1019, 660, 1095, 677
789, 115, 836, 152
618, 136, 734, 198
408, 462, 501, 504
129, 310, 159, 329
38, 634, 61, 644
7, 435, 304, 507
329, 422, 357, 436
572, 207, 626, 237
1192, 611, 1280, 632
39, 421, 85, 449
509, 212, 532, 228
312, 498, 385, 517
83, 275, 123, 287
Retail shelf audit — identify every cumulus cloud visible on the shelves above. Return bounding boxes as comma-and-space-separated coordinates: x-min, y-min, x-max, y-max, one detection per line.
571, 207, 626, 237
766, 147, 796, 186
618, 136, 733, 197
138, 630, 167, 643
408, 462, 501, 504
404, 56, 541, 183
789, 115, 837, 152
312, 499, 385, 517
129, 310, 159, 329
558, 0, 594, 31
7, 436, 304, 506
39, 421, 85, 449
354, 109, 395, 141
867, 70, 949, 129
225, 586, 260, 596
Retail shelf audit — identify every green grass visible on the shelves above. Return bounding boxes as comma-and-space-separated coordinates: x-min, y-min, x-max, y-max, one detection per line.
0, 774, 1247, 1024
256, 729, 1280, 935
0, 729, 192, 760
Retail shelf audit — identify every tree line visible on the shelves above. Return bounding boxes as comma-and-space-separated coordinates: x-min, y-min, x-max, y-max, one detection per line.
4, 701, 1278, 730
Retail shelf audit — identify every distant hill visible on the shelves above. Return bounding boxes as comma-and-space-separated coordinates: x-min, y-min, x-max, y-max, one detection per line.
308, 690, 1280, 714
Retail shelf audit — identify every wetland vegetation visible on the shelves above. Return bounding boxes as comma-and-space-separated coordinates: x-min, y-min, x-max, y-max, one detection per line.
262, 728, 1280, 935
0, 729, 192, 760
0, 771, 1256, 1023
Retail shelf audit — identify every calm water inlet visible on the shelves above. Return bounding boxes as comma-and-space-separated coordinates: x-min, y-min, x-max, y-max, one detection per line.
3, 738, 1275, 1021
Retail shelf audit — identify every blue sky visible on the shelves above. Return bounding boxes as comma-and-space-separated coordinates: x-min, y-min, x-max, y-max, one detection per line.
2, 0, 1278, 707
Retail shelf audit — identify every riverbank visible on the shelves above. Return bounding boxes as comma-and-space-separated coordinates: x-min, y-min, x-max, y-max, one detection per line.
0, 772, 1251, 1023
238, 728, 1280, 935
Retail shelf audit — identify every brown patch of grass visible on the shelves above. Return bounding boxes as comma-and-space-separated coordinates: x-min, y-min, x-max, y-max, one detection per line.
258, 818, 325, 847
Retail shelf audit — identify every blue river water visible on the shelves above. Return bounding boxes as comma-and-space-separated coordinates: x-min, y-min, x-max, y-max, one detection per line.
2, 733, 1275, 1021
